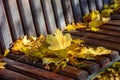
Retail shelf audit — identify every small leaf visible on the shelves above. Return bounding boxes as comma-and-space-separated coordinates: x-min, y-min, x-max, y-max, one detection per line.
42, 58, 62, 66
65, 23, 76, 31
0, 62, 6, 69
4, 49, 10, 57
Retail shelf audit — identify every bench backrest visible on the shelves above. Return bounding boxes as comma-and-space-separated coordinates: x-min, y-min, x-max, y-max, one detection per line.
0, 0, 112, 53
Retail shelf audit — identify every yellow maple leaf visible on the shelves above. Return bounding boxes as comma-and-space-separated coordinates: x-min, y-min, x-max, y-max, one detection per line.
77, 46, 111, 59
46, 29, 72, 50
91, 10, 100, 21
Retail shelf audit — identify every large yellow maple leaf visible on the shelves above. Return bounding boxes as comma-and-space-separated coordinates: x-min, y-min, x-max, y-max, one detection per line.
46, 29, 72, 50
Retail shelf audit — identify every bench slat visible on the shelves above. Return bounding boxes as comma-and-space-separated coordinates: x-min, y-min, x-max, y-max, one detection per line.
59, 66, 88, 80
106, 20, 120, 26
61, 0, 74, 24
72, 35, 120, 51
88, 0, 96, 12
29, 0, 47, 36
41, 0, 57, 34
6, 53, 88, 80
0, 69, 36, 80
71, 30, 120, 44
95, 0, 103, 10
111, 14, 120, 20
102, 0, 110, 5
17, 0, 36, 37
0, 0, 12, 51
51, 0, 66, 30
101, 24, 120, 31
79, 0, 89, 15
71, 0, 82, 22
97, 29, 120, 37
3, 0, 24, 40
4, 58, 73, 80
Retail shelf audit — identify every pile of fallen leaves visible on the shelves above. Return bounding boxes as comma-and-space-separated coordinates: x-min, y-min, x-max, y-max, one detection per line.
93, 62, 120, 80
4, 29, 112, 71
65, 0, 120, 32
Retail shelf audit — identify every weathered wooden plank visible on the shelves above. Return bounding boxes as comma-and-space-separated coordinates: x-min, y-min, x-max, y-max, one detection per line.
59, 66, 88, 80
109, 0, 113, 3
61, 0, 74, 24
0, 69, 36, 80
79, 0, 89, 15
106, 20, 120, 26
78, 60, 100, 74
70, 31, 120, 51
51, 0, 66, 30
7, 53, 44, 68
6, 53, 33, 66
76, 27, 120, 38
87, 38, 120, 51
100, 24, 120, 31
70, 30, 120, 44
3, 0, 24, 40
70, 0, 82, 22
111, 14, 120, 20
78, 56, 110, 68
29, 0, 47, 36
93, 56, 110, 68
17, 0, 36, 37
102, 0, 110, 5
41, 0, 57, 34
97, 29, 120, 37
0, 0, 12, 52
88, 0, 96, 12
95, 0, 103, 10
7, 53, 87, 80
106, 51, 120, 61
4, 58, 73, 80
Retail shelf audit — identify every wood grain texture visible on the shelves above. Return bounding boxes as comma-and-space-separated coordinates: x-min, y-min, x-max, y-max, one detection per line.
71, 0, 82, 22
88, 0, 96, 12
0, 0, 12, 52
61, 0, 74, 24
51, 0, 66, 30
17, 0, 36, 37
4, 58, 73, 80
66, 18, 120, 52
102, 0, 110, 5
95, 0, 103, 10
3, 0, 24, 40
79, 0, 89, 15
111, 14, 120, 20
0, 68, 36, 80
41, 0, 57, 34
29, 0, 47, 36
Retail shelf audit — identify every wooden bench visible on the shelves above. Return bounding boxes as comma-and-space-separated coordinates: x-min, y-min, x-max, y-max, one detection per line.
0, 0, 120, 80
0, 0, 113, 52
